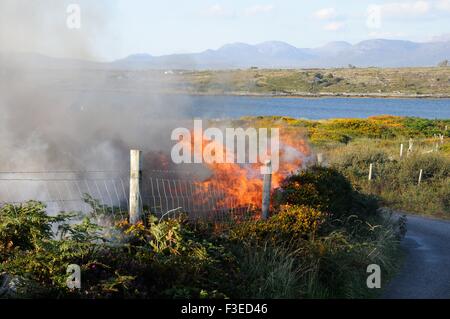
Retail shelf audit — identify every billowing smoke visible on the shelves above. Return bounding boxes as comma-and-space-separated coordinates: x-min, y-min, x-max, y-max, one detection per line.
0, 76, 193, 172
0, 1, 198, 206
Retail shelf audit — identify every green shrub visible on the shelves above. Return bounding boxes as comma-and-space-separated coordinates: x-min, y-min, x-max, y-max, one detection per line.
324, 119, 397, 139
231, 205, 325, 244
228, 205, 400, 299
402, 117, 449, 137
0, 201, 67, 256
0, 201, 239, 299
275, 166, 361, 218
232, 244, 304, 299
301, 225, 400, 298
310, 128, 351, 145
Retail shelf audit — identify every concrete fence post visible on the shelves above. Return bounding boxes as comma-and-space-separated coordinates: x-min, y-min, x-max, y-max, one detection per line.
418, 169, 423, 186
317, 153, 324, 166
408, 138, 414, 155
400, 144, 404, 159
129, 149, 143, 224
368, 163, 373, 181
261, 160, 272, 220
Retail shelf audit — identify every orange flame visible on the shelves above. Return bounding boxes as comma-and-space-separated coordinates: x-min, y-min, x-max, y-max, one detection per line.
189, 127, 311, 211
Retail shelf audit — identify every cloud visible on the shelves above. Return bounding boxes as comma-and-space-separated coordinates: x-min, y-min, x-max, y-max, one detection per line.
203, 4, 274, 18
323, 22, 345, 31
315, 7, 337, 20
436, 0, 450, 11
243, 4, 274, 16
315, 7, 345, 31
369, 0, 450, 17
377, 1, 431, 16
204, 4, 235, 18
365, 1, 434, 30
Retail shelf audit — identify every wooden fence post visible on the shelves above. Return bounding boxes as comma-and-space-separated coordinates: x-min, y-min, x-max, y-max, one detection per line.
400, 144, 404, 159
261, 160, 272, 220
129, 149, 143, 224
418, 169, 423, 186
368, 163, 373, 181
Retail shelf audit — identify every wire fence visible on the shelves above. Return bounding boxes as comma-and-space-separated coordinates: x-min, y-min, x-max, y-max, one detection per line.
0, 170, 256, 222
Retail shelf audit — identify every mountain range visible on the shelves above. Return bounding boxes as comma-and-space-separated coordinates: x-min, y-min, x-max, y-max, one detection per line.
3, 39, 450, 70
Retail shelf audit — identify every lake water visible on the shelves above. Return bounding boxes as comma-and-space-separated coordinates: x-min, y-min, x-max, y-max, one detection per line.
184, 96, 450, 119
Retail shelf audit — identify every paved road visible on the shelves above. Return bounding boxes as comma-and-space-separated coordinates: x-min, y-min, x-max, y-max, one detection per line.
383, 214, 450, 299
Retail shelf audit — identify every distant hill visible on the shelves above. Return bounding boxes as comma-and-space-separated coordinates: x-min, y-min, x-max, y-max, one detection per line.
2, 39, 450, 70
113, 39, 450, 69
0, 52, 105, 69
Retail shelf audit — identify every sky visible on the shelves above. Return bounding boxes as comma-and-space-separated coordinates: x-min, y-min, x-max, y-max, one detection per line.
1, 0, 450, 61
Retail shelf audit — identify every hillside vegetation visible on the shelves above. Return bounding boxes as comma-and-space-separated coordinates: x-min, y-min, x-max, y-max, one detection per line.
175, 67, 450, 96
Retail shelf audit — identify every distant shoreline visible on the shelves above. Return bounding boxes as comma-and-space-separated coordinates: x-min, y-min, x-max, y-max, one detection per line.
187, 92, 450, 99
58, 87, 450, 99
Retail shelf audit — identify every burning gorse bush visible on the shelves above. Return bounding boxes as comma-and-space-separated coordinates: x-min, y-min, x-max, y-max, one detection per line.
0, 166, 403, 299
